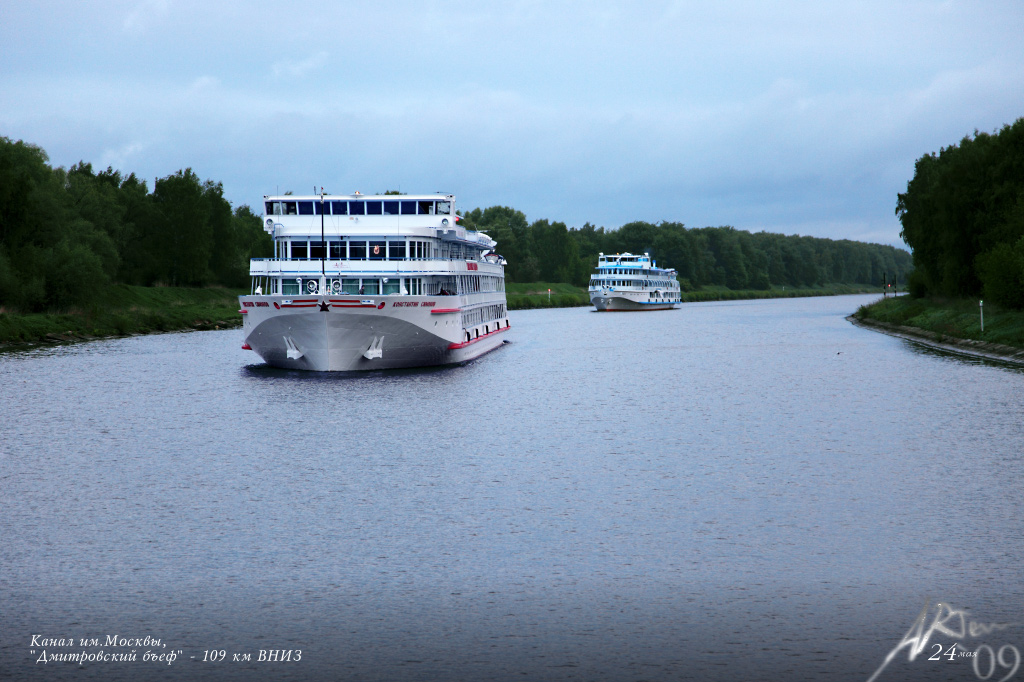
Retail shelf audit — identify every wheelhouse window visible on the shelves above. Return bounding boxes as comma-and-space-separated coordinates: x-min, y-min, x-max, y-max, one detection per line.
400, 200, 416, 215
331, 201, 347, 215
383, 201, 399, 215
314, 201, 327, 215
284, 201, 298, 215
366, 201, 383, 215
436, 201, 451, 215
349, 201, 365, 215
298, 201, 314, 215
418, 200, 435, 215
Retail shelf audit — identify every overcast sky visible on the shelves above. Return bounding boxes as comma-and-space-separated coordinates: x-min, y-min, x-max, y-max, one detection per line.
2, 1, 1023, 247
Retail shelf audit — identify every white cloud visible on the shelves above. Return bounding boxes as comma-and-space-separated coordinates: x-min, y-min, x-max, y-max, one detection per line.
2, 0, 1023, 245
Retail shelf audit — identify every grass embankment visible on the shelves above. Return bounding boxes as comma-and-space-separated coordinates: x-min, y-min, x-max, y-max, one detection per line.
506, 282, 880, 310
853, 296, 1024, 351
0, 284, 245, 347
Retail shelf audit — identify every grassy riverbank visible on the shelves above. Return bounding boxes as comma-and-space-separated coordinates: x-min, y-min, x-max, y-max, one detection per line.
0, 285, 244, 347
853, 296, 1024, 350
1, 281, 891, 347
506, 282, 881, 310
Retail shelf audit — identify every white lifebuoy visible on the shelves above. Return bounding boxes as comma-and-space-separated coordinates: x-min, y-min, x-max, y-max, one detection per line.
306, 280, 317, 293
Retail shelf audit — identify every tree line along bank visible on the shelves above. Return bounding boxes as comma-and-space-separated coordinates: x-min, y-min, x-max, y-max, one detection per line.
897, 116, 1024, 309
1, 135, 911, 318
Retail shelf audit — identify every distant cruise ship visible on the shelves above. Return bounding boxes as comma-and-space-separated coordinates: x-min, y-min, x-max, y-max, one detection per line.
588, 252, 680, 311
239, 193, 509, 370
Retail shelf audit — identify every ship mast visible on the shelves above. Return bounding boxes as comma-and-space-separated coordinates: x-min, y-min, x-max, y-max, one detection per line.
319, 187, 325, 277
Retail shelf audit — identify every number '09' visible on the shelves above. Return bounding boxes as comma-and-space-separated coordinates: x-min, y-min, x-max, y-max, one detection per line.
973, 644, 1020, 682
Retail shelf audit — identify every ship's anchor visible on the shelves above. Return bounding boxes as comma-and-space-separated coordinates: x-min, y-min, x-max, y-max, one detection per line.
284, 336, 303, 360
363, 336, 384, 360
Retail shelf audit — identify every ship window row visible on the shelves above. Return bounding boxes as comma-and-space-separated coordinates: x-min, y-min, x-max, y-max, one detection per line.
590, 278, 679, 288
267, 199, 451, 217
260, 274, 504, 298
463, 303, 507, 327
275, 276, 425, 296
601, 267, 676, 277
279, 239, 490, 264
456, 274, 504, 294
283, 239, 437, 261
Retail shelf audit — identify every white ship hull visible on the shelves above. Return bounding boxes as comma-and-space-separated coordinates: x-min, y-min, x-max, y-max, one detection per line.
588, 252, 681, 312
590, 291, 678, 311
240, 295, 510, 371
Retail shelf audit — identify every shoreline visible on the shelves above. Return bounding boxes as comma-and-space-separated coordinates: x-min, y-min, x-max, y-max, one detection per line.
848, 315, 1024, 366
0, 319, 241, 353
4, 285, 893, 352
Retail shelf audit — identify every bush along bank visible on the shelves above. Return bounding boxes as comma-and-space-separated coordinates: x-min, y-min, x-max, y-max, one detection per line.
852, 295, 1024, 362
0, 284, 245, 347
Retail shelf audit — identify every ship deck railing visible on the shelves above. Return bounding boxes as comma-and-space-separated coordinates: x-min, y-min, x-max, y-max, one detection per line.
249, 258, 504, 277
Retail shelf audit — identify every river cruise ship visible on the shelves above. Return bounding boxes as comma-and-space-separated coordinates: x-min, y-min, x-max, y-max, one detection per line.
588, 252, 681, 311
239, 193, 509, 371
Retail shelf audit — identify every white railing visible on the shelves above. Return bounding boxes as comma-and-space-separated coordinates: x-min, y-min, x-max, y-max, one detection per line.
250, 258, 504, 277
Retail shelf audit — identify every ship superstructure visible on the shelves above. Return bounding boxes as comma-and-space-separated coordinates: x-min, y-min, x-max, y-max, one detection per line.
588, 252, 680, 311
239, 193, 509, 370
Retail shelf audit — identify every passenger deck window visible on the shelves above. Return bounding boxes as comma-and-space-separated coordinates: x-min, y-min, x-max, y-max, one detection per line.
291, 241, 308, 259
310, 241, 326, 259
369, 240, 386, 260
329, 241, 345, 259
349, 241, 367, 260
388, 241, 406, 260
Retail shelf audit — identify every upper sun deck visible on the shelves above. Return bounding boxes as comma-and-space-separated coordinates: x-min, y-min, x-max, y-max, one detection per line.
595, 252, 675, 275
262, 193, 495, 249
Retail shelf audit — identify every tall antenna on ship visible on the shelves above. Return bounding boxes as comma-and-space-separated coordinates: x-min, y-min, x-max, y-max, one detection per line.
320, 187, 325, 277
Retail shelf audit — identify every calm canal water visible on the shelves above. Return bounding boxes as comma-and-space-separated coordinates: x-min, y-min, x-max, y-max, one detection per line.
1, 294, 1022, 682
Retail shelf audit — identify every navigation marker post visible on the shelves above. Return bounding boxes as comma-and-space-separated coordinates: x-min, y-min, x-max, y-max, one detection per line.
980, 300, 984, 333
